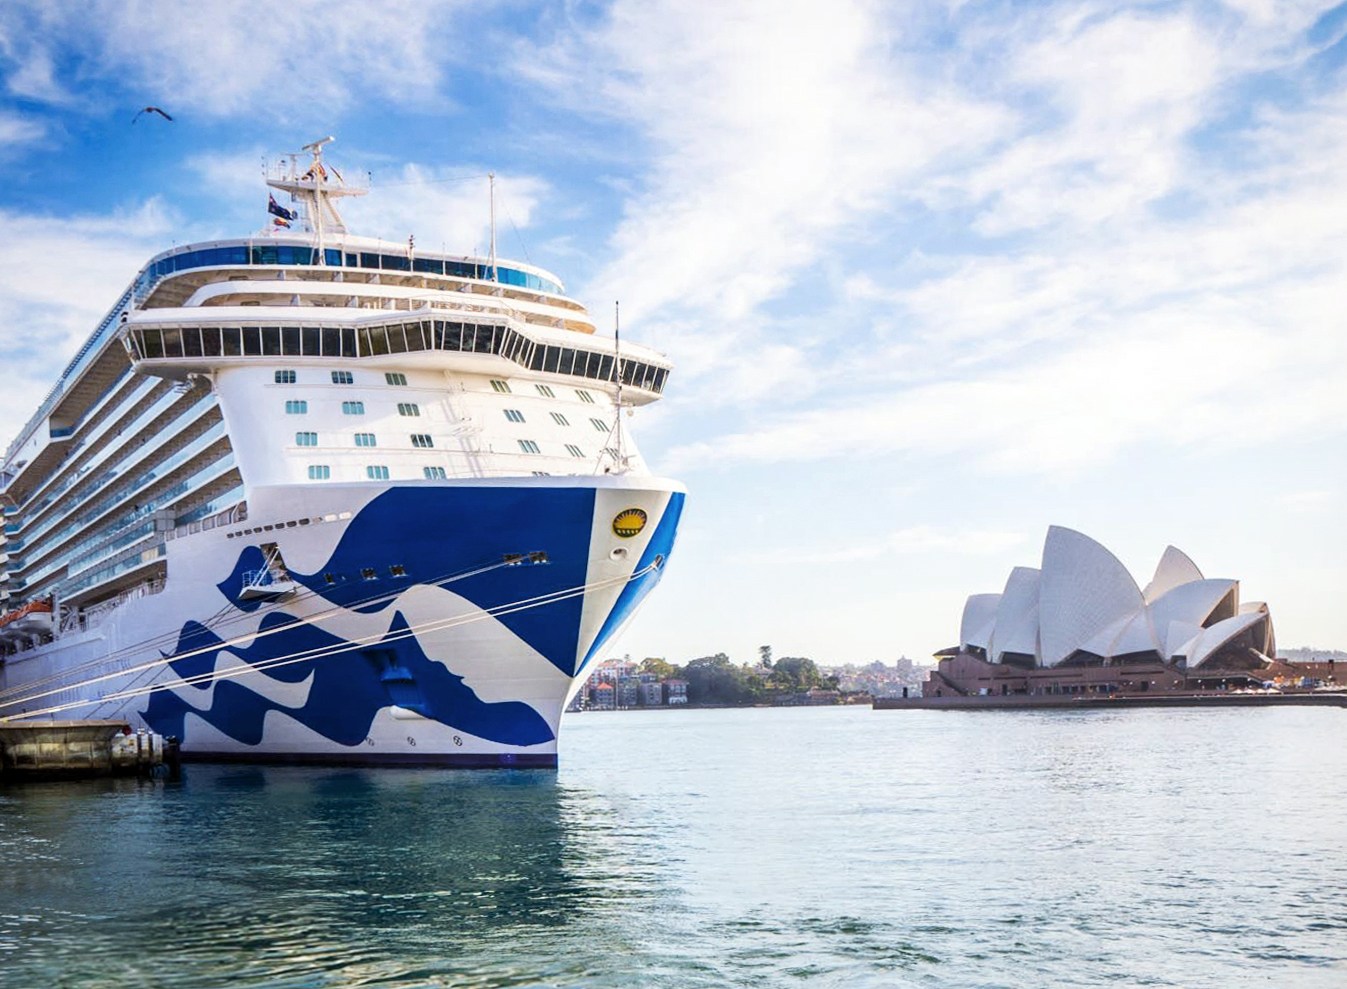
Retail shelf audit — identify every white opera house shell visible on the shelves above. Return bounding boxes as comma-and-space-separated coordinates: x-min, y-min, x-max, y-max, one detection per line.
958, 526, 1276, 671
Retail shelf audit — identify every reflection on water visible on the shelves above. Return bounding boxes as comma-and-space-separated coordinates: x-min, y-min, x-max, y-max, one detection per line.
0, 767, 668, 988
2, 707, 1345, 988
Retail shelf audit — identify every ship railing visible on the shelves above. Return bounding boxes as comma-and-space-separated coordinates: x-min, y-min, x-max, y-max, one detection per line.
70, 577, 167, 634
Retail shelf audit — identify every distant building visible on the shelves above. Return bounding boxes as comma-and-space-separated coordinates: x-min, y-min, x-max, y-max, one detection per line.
639, 681, 664, 706
616, 676, 640, 708
664, 679, 688, 705
591, 682, 615, 710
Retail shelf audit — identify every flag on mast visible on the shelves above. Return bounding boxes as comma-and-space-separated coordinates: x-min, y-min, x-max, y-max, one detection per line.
268, 195, 296, 221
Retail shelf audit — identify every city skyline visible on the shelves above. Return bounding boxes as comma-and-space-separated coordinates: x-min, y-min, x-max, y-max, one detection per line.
0, 1, 1343, 665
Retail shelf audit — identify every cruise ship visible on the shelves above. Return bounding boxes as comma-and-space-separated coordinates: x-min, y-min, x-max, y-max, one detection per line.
0, 138, 685, 766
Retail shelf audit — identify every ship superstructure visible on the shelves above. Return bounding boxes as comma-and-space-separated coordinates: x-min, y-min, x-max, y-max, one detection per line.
0, 138, 684, 765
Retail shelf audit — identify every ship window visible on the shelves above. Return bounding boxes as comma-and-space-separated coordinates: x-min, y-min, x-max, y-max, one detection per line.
565, 444, 585, 458
307, 465, 330, 480
321, 326, 342, 357
331, 370, 354, 385
386, 324, 408, 354
385, 372, 408, 386
342, 401, 365, 415
340, 326, 356, 357
531, 470, 549, 476
243, 328, 262, 356
324, 573, 336, 584
518, 439, 541, 454
365, 466, 389, 481
550, 412, 570, 427
221, 327, 242, 357
590, 418, 608, 432
281, 326, 301, 355
285, 400, 307, 414
161, 327, 183, 358
390, 564, 407, 577
140, 329, 164, 359
199, 327, 222, 357
440, 322, 463, 351
261, 327, 282, 356
423, 466, 446, 479
301, 326, 321, 356
490, 379, 511, 394
295, 431, 318, 447
596, 356, 613, 382
361, 566, 378, 579
504, 409, 525, 423
543, 346, 561, 374
354, 432, 377, 447
275, 369, 296, 384
410, 433, 434, 448
557, 349, 577, 375
535, 384, 555, 398
576, 390, 595, 404
397, 403, 420, 417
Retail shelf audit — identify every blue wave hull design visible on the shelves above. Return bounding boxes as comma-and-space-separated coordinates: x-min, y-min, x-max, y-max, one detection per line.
140, 483, 683, 766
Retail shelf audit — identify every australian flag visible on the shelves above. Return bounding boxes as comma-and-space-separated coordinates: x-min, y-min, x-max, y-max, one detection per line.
268, 195, 296, 222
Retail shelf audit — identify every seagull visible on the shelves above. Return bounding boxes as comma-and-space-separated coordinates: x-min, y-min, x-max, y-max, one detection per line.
132, 106, 173, 124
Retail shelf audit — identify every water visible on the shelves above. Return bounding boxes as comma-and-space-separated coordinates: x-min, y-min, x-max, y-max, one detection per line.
2, 706, 1344, 988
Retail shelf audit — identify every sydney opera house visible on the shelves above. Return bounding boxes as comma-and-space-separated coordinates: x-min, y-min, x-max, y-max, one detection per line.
926, 526, 1283, 699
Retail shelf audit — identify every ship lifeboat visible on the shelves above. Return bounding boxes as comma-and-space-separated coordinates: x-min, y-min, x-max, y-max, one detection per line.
0, 597, 54, 637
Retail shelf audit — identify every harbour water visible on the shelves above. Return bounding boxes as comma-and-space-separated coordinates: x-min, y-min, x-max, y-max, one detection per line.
2, 705, 1343, 987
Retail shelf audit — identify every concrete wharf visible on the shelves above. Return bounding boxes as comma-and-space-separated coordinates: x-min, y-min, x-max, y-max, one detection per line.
0, 720, 179, 781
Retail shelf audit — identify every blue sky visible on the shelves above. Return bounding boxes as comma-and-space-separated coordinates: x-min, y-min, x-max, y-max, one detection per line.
1, 0, 1344, 665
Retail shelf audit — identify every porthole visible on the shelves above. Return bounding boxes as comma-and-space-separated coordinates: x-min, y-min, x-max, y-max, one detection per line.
609, 547, 629, 561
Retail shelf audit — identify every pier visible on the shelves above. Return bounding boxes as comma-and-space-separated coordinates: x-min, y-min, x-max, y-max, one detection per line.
873, 690, 1347, 711
0, 720, 178, 781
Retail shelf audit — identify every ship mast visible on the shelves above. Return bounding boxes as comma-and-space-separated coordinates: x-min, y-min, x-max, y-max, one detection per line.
266, 136, 367, 263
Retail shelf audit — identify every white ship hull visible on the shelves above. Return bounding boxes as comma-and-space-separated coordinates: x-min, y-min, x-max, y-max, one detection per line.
0, 476, 683, 767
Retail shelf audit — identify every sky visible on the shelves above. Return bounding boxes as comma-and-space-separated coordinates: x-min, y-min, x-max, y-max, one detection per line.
0, 0, 1344, 667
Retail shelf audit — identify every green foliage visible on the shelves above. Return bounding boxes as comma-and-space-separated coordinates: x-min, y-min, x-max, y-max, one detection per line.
639, 657, 677, 680
682, 653, 763, 705
769, 656, 824, 692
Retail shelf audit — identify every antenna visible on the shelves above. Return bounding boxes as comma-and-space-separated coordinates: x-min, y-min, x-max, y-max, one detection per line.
488, 172, 498, 285
599, 301, 631, 475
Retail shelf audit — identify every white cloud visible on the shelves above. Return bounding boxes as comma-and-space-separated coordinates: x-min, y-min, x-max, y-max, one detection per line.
739, 526, 1028, 565
0, 201, 176, 448
0, 1, 467, 118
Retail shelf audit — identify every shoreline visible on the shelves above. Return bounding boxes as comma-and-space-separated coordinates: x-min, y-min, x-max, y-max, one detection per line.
873, 690, 1347, 711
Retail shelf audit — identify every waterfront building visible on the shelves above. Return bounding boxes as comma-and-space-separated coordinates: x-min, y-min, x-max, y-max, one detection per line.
927, 526, 1282, 698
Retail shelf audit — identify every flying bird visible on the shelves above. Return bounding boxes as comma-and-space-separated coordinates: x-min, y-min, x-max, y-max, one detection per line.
132, 106, 173, 124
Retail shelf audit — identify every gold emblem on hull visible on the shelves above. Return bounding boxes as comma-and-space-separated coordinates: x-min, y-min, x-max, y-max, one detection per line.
612, 508, 648, 538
